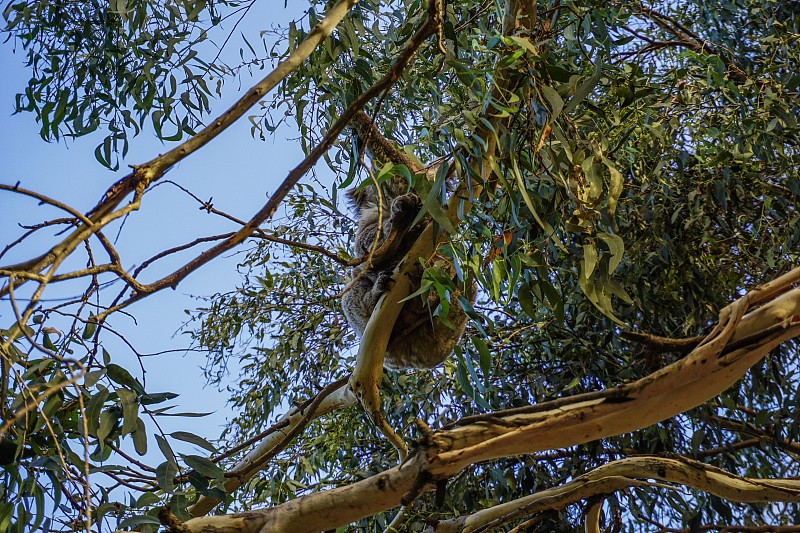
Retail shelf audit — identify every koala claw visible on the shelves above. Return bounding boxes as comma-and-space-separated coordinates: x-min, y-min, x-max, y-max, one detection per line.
391, 194, 421, 216
375, 272, 395, 292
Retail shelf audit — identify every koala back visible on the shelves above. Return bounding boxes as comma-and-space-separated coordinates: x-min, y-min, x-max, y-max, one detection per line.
384, 273, 476, 370
342, 179, 474, 370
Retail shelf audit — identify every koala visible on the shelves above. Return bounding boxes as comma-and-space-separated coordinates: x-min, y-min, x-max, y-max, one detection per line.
341, 181, 475, 370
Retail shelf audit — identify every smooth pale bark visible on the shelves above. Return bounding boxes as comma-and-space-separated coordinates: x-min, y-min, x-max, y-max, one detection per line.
428, 285, 800, 474
189, 384, 356, 516
429, 456, 800, 533
182, 453, 429, 533
584, 502, 602, 533
176, 268, 800, 533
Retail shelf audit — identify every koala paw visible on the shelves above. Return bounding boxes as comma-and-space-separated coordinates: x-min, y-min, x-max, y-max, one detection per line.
375, 271, 395, 292
391, 193, 421, 217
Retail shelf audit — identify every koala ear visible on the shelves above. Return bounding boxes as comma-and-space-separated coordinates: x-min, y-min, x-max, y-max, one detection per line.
346, 185, 378, 213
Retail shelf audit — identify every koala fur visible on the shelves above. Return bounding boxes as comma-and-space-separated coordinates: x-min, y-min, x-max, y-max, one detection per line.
341, 181, 475, 370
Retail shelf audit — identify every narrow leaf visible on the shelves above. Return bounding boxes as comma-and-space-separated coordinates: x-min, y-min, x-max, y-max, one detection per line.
182, 454, 224, 479
170, 431, 218, 454
598, 232, 625, 274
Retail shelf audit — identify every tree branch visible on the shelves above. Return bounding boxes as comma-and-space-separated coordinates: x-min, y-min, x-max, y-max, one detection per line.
176, 452, 800, 533
89, 0, 442, 322
189, 379, 356, 517
428, 455, 800, 533
348, 0, 530, 461
0, 0, 360, 279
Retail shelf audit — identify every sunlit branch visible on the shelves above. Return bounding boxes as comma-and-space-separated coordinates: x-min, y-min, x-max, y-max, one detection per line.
0, 0, 361, 280
429, 455, 800, 533
189, 377, 356, 516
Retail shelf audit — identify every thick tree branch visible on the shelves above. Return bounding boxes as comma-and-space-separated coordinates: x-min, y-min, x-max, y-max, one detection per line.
428, 455, 800, 533
176, 452, 431, 533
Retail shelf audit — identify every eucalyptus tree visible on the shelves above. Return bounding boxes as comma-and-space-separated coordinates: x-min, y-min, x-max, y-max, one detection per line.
1, 0, 799, 532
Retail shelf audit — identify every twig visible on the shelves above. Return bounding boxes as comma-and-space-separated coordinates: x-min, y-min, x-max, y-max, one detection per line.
0, 183, 93, 226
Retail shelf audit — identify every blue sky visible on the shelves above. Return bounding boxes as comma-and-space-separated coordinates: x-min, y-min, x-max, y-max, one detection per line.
0, 3, 329, 460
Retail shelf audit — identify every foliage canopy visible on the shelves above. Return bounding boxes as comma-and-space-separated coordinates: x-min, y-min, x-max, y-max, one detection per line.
1, 0, 799, 531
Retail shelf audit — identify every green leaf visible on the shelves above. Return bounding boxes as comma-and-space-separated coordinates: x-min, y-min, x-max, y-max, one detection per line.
582, 243, 598, 281
182, 454, 224, 479
136, 492, 161, 508
82, 319, 97, 340
117, 389, 139, 436
540, 84, 564, 120
155, 460, 178, 493
606, 278, 633, 305
517, 282, 538, 319
455, 359, 474, 400
83, 370, 105, 389
85, 388, 110, 437
170, 431, 218, 453
506, 35, 539, 55
563, 59, 603, 114
603, 158, 624, 217
154, 410, 214, 417
132, 417, 148, 456
510, 154, 559, 247
155, 434, 176, 465
598, 232, 624, 274
97, 410, 120, 448
140, 392, 179, 405
473, 336, 492, 378
106, 364, 145, 395
0, 502, 14, 532
412, 164, 456, 234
